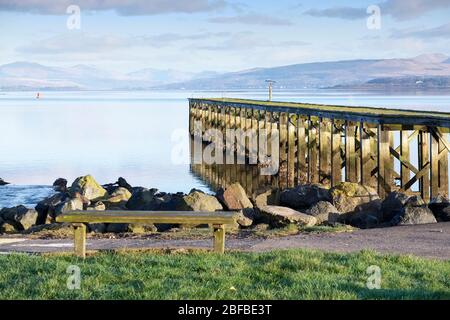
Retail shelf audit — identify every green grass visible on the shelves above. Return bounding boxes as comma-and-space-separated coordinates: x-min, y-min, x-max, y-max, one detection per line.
0, 249, 449, 300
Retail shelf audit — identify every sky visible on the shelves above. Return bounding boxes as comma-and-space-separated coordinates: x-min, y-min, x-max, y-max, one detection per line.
0, 0, 450, 73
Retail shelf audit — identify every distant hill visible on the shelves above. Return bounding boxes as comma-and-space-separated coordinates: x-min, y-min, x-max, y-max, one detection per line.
154, 54, 450, 90
0, 62, 218, 91
332, 76, 450, 91
1, 54, 450, 91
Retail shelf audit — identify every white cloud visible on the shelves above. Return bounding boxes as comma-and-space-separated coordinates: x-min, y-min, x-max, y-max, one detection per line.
304, 0, 450, 21
208, 14, 293, 26
0, 0, 227, 15
392, 23, 450, 39
381, 0, 450, 20
16, 32, 232, 54
304, 7, 366, 20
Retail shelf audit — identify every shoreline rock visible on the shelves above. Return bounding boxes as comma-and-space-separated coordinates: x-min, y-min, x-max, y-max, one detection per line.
1, 175, 447, 236
0, 178, 10, 186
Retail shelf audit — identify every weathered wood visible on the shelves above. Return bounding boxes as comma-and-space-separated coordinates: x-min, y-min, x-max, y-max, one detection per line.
279, 112, 288, 189
73, 223, 86, 259
58, 212, 236, 257
190, 98, 450, 128
297, 115, 308, 184
439, 130, 449, 198
378, 125, 392, 198
331, 119, 342, 186
319, 118, 332, 187
56, 211, 237, 225
189, 99, 450, 203
308, 117, 319, 183
288, 114, 296, 187
213, 224, 225, 254
419, 131, 430, 201
360, 123, 372, 186
345, 121, 358, 183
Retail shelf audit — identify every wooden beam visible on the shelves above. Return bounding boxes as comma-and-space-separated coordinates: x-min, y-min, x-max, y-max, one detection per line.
400, 130, 411, 189
345, 121, 358, 183
308, 116, 319, 184
279, 112, 288, 189
360, 123, 372, 186
319, 118, 332, 187
288, 114, 296, 187
331, 119, 343, 187
73, 223, 86, 259
431, 131, 440, 198
378, 125, 392, 198
213, 224, 225, 254
297, 115, 308, 184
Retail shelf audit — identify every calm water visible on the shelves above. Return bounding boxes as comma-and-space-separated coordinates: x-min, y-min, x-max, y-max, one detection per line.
1, 90, 449, 208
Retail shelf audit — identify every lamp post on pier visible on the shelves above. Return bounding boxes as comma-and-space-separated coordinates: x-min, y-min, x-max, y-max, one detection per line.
265, 80, 276, 101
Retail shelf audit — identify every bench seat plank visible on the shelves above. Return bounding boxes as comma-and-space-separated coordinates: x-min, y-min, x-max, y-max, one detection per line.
56, 211, 236, 225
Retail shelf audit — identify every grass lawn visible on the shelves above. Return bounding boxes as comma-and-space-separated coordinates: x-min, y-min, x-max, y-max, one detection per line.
0, 249, 449, 300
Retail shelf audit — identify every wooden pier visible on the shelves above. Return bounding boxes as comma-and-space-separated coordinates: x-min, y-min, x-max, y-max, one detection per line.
189, 98, 450, 201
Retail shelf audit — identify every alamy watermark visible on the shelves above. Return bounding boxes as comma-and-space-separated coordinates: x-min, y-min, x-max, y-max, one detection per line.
171, 121, 280, 176
67, 5, 81, 30
366, 265, 382, 290
67, 265, 81, 290
367, 5, 381, 30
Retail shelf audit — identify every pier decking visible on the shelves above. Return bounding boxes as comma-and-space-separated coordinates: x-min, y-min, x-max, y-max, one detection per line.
189, 98, 450, 201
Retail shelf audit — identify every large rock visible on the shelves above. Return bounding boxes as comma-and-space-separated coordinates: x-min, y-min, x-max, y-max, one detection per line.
280, 184, 330, 210
428, 195, 450, 221
70, 175, 107, 201
179, 191, 223, 212
126, 188, 165, 210
0, 205, 38, 231
259, 205, 317, 227
87, 201, 106, 211
103, 187, 132, 209
103, 177, 133, 194
53, 178, 68, 192
439, 207, 450, 222
0, 222, 18, 234
235, 208, 256, 227
333, 197, 383, 229
0, 178, 10, 186
329, 182, 380, 214
216, 183, 253, 210
381, 192, 412, 221
127, 224, 158, 234
391, 206, 437, 225
306, 201, 340, 225
54, 197, 84, 217
253, 188, 280, 208
35, 192, 68, 224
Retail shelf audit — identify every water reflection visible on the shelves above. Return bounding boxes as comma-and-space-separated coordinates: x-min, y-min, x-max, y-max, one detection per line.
189, 138, 283, 197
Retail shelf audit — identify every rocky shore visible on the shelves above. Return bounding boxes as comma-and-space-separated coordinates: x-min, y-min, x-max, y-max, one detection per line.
1, 175, 449, 235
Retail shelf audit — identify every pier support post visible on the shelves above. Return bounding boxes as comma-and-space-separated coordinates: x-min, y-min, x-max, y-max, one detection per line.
319, 118, 332, 187
345, 121, 358, 183
331, 119, 343, 187
308, 117, 319, 183
297, 115, 308, 185
378, 125, 393, 198
288, 114, 296, 187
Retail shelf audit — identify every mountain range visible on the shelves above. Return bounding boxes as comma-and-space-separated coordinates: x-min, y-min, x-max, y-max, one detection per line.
1, 54, 450, 91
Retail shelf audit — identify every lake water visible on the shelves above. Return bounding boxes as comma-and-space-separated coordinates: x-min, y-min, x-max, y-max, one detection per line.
1, 90, 450, 208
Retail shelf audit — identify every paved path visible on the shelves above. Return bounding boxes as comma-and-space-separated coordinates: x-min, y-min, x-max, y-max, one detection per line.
1, 223, 449, 260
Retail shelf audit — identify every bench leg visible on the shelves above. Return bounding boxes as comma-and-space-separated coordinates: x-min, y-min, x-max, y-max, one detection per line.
73, 223, 87, 259
213, 224, 225, 254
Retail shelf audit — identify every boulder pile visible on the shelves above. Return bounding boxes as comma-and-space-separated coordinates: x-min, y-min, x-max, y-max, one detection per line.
1, 175, 448, 235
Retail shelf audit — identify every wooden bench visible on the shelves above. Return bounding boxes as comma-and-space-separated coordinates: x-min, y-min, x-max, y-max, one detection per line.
56, 211, 237, 258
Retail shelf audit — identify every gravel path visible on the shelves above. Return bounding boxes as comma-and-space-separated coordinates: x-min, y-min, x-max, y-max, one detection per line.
1, 222, 449, 260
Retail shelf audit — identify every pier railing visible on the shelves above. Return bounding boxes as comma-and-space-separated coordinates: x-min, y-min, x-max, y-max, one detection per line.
188, 98, 450, 201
